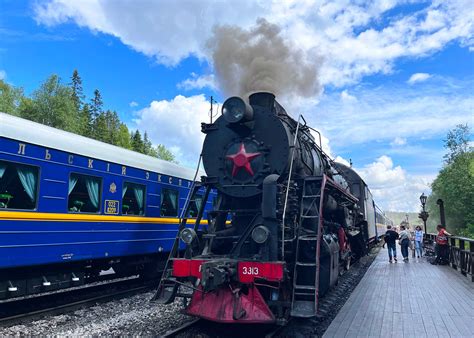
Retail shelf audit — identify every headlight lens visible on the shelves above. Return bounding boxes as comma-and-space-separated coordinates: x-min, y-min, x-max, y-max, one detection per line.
251, 225, 270, 244
180, 228, 196, 244
222, 96, 253, 123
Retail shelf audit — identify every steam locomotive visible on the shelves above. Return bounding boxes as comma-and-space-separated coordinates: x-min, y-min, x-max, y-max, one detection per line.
155, 92, 387, 324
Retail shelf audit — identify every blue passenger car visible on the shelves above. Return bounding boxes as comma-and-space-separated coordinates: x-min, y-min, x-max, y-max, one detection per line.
0, 112, 213, 299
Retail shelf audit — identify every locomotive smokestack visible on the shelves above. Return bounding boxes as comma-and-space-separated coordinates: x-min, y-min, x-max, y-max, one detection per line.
249, 92, 275, 109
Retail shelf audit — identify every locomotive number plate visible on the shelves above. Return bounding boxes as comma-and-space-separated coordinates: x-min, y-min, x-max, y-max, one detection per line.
241, 266, 259, 275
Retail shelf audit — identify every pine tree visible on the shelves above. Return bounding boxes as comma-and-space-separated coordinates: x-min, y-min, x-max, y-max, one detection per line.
143, 131, 153, 155
79, 103, 93, 137
90, 89, 103, 119
104, 110, 121, 145
70, 69, 84, 112
131, 130, 145, 153
92, 112, 108, 142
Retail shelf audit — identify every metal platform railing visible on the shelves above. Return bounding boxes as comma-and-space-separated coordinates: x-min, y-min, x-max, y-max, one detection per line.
424, 233, 474, 282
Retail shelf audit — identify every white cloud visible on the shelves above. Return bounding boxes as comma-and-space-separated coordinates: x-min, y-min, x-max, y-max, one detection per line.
34, 1, 474, 86
334, 156, 351, 166
408, 73, 431, 84
129, 101, 138, 108
357, 155, 433, 212
310, 129, 332, 156
390, 137, 407, 146
34, 0, 262, 66
177, 73, 216, 91
308, 78, 474, 149
0, 70, 6, 80
133, 94, 211, 166
340, 90, 357, 102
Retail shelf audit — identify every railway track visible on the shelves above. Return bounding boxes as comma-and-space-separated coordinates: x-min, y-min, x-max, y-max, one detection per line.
0, 277, 158, 327
160, 318, 284, 338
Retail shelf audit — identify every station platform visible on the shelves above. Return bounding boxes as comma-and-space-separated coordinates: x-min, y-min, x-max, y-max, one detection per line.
323, 246, 474, 337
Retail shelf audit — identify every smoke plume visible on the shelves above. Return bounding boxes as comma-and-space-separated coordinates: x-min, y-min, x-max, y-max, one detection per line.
207, 18, 322, 99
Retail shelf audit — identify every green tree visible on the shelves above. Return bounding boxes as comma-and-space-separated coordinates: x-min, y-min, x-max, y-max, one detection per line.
70, 69, 84, 113
79, 103, 94, 137
0, 80, 24, 116
22, 74, 78, 133
143, 131, 153, 155
427, 125, 474, 237
116, 123, 132, 149
103, 110, 121, 145
155, 144, 178, 163
92, 112, 108, 142
131, 130, 145, 153
443, 124, 472, 164
90, 89, 103, 119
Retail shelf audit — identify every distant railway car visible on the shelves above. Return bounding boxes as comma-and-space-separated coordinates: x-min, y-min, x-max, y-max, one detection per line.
333, 163, 379, 245
375, 205, 388, 238
0, 112, 214, 299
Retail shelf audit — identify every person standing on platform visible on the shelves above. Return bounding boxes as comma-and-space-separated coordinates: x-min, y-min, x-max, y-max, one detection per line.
432, 224, 451, 265
398, 225, 411, 262
414, 225, 424, 258
383, 225, 399, 263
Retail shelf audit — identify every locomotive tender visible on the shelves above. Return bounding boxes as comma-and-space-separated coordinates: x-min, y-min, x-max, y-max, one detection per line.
156, 92, 390, 324
0, 112, 215, 299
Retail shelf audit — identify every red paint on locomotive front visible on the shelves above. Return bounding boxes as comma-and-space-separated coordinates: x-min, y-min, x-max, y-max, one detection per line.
186, 285, 275, 324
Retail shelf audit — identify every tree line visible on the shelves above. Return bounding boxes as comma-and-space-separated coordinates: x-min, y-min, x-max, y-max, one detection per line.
426, 124, 473, 238
0, 70, 176, 162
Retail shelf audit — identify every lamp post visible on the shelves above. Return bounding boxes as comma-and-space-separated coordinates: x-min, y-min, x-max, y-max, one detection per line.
419, 193, 429, 233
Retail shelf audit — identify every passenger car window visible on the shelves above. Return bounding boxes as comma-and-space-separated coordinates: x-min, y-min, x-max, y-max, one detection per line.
68, 173, 102, 213
187, 194, 203, 218
0, 160, 39, 210
160, 188, 178, 217
122, 182, 146, 215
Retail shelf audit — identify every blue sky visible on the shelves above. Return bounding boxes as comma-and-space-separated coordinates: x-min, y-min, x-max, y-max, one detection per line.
0, 0, 473, 212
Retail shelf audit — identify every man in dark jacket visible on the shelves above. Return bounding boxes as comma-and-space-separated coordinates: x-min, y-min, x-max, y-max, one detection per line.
383, 225, 399, 263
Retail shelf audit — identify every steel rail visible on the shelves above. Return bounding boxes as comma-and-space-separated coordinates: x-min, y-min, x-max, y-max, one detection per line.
0, 278, 156, 327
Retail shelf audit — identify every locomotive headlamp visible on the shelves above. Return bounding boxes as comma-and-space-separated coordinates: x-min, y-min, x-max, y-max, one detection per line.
222, 96, 254, 123
251, 225, 270, 244
180, 228, 196, 245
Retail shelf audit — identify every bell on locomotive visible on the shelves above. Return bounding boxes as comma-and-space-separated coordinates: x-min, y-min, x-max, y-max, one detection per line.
155, 91, 362, 324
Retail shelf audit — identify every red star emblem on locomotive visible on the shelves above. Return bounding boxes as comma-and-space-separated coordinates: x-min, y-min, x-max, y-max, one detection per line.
226, 143, 261, 177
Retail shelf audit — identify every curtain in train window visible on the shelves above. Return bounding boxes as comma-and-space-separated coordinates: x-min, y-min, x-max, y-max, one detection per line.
0, 160, 38, 210
68, 173, 102, 213
160, 188, 178, 217
187, 194, 203, 218
122, 182, 145, 215
0, 163, 6, 179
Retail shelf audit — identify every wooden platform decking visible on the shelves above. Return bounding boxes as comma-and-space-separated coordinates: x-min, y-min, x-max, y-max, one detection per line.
323, 246, 474, 337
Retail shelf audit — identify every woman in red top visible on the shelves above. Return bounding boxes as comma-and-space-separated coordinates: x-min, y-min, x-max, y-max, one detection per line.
432, 224, 451, 265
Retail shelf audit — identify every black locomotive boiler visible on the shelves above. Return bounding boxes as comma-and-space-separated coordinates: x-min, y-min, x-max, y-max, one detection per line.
155, 92, 378, 324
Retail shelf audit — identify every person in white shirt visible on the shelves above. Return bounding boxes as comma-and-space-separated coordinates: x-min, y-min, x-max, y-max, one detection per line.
414, 225, 423, 258
398, 225, 412, 262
